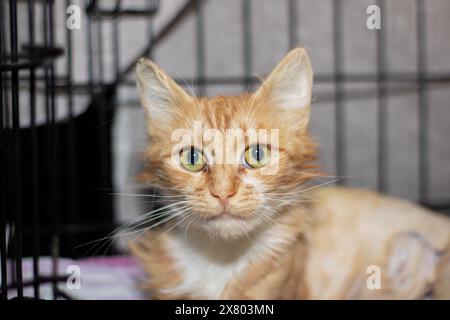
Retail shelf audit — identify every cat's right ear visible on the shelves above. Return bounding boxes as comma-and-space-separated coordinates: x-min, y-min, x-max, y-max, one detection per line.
255, 48, 313, 110
136, 58, 192, 122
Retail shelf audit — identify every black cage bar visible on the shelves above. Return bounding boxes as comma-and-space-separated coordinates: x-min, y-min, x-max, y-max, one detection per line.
1, 0, 450, 300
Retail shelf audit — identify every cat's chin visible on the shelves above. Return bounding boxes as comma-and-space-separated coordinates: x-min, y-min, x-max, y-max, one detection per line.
193, 214, 263, 240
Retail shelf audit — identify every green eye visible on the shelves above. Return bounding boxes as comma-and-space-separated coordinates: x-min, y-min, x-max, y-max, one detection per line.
244, 144, 270, 168
179, 147, 206, 172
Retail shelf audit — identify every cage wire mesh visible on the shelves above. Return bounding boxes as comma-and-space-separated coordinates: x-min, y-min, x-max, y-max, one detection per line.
1, 0, 450, 299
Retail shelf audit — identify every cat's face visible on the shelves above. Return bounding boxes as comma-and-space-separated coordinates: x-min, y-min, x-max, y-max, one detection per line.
136, 48, 317, 239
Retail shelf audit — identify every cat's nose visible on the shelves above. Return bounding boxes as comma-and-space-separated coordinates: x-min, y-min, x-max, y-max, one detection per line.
210, 188, 237, 207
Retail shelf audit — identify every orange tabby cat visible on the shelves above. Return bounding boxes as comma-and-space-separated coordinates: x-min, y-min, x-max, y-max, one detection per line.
131, 48, 450, 299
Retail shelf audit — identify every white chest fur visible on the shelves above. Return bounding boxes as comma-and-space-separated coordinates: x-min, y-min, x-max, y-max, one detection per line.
160, 225, 292, 299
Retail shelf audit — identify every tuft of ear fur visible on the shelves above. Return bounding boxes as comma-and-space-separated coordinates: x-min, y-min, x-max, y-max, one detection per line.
255, 47, 313, 111
136, 58, 192, 122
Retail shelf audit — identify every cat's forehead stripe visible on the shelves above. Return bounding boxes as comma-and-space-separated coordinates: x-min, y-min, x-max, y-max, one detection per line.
196, 95, 252, 130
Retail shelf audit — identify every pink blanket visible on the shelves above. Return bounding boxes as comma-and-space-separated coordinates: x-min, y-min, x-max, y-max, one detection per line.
6, 256, 147, 300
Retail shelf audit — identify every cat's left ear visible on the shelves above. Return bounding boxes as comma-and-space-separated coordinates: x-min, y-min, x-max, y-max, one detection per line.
255, 47, 313, 112
136, 58, 192, 123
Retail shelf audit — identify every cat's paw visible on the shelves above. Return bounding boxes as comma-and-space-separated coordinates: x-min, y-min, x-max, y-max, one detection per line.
385, 232, 439, 299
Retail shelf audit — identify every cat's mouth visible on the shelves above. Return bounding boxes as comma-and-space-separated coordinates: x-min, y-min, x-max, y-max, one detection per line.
204, 211, 249, 221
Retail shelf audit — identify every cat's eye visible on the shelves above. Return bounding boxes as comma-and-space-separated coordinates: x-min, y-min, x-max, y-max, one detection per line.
244, 144, 270, 168
179, 147, 206, 172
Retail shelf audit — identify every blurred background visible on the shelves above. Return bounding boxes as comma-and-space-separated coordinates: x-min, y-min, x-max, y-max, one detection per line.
1, 0, 450, 299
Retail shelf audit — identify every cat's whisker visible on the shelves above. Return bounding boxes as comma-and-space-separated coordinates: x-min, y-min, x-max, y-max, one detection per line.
136, 206, 193, 234
148, 210, 198, 245
267, 193, 325, 209
184, 213, 198, 240
111, 192, 186, 199
79, 206, 189, 257
118, 204, 191, 234
126, 204, 193, 233
272, 186, 371, 205
265, 178, 340, 197
76, 201, 191, 255
308, 173, 356, 182
265, 194, 307, 207
145, 184, 195, 193
94, 206, 193, 257
130, 201, 191, 223
254, 209, 277, 227
240, 223, 253, 243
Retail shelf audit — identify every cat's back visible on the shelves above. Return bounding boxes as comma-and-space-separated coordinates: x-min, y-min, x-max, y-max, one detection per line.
308, 186, 450, 245
303, 186, 450, 299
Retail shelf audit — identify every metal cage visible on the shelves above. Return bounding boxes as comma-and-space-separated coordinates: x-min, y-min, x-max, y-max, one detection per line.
1, 0, 449, 300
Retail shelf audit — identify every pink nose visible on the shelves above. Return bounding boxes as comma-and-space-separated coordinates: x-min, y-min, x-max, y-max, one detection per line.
210, 189, 237, 207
